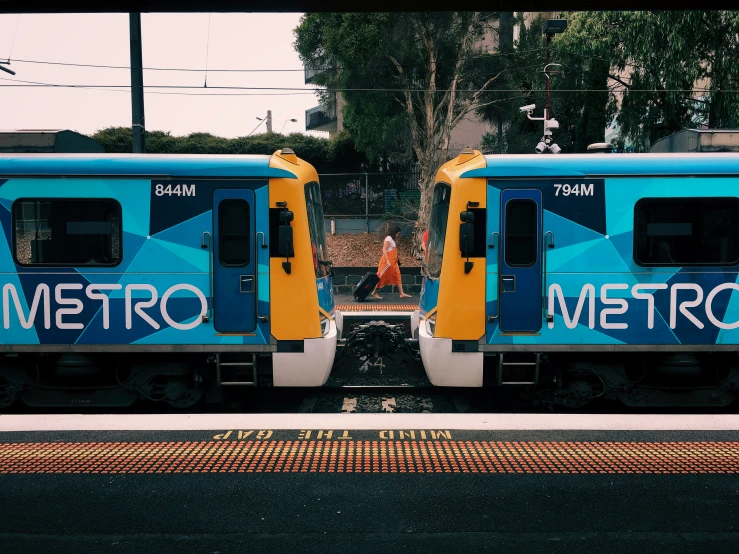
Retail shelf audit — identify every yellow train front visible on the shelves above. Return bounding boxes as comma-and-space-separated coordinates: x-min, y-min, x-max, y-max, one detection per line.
415, 149, 487, 387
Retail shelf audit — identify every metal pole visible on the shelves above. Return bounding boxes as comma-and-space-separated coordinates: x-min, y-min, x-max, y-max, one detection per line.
365, 173, 369, 234
545, 34, 552, 123
266, 110, 272, 133
129, 13, 145, 154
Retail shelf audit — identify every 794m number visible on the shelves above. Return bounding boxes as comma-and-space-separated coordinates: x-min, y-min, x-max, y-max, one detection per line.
553, 183, 594, 197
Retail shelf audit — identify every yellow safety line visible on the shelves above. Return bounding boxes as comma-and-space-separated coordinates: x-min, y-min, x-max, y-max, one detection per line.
3, 440, 737, 475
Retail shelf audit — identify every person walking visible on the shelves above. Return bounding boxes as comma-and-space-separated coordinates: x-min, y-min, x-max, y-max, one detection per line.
371, 225, 412, 300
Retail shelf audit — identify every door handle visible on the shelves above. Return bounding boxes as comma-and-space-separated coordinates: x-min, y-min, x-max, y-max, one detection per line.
501, 276, 515, 292
240, 275, 255, 293
201, 232, 212, 322
543, 231, 554, 322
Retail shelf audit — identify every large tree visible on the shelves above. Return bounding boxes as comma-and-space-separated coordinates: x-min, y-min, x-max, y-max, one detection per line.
294, 12, 511, 248
557, 11, 739, 151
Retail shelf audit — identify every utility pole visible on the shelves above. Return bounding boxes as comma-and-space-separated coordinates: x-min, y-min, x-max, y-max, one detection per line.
266, 110, 272, 133
545, 34, 551, 123
497, 12, 514, 151
129, 13, 146, 154
520, 19, 567, 155
542, 19, 567, 138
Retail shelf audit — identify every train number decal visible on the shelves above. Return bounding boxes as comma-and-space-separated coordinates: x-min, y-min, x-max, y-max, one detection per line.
154, 183, 196, 197
553, 183, 594, 197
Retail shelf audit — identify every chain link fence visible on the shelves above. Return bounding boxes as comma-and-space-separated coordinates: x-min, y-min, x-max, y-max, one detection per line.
318, 145, 493, 227
319, 165, 421, 223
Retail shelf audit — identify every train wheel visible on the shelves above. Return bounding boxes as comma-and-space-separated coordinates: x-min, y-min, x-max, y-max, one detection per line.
0, 379, 17, 410
165, 384, 204, 409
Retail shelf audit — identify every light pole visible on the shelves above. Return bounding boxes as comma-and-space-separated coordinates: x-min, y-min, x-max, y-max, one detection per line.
520, 18, 567, 154
543, 19, 567, 124
129, 13, 146, 154
280, 118, 297, 134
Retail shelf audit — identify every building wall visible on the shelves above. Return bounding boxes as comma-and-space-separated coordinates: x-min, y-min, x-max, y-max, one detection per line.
513, 11, 555, 43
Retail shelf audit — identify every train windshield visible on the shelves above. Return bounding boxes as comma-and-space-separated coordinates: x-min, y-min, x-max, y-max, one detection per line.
305, 181, 330, 279
427, 183, 451, 279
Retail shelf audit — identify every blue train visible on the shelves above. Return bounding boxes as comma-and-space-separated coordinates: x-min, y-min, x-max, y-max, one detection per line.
417, 150, 739, 407
0, 151, 338, 408
5, 148, 739, 410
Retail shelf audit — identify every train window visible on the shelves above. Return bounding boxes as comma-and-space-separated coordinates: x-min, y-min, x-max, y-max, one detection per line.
634, 197, 739, 266
218, 199, 250, 267
305, 181, 330, 279
427, 183, 451, 279
504, 199, 537, 267
13, 199, 121, 267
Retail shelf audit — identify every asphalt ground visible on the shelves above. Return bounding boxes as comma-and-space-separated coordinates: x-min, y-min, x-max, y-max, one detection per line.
2, 415, 739, 553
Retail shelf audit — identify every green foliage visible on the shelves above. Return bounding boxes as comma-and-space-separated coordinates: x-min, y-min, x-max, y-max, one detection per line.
559, 11, 739, 151
90, 127, 368, 173
482, 11, 739, 153
294, 13, 507, 164
295, 13, 410, 164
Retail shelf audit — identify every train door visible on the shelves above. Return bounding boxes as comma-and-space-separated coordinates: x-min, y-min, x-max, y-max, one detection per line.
213, 189, 257, 333
499, 189, 542, 333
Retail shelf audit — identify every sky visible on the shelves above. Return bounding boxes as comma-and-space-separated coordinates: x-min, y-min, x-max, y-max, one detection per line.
0, 13, 322, 138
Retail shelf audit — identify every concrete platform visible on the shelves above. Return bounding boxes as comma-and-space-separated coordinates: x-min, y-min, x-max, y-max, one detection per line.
1, 414, 739, 553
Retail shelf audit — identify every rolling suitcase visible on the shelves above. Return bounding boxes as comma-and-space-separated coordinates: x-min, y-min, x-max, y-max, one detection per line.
353, 263, 390, 302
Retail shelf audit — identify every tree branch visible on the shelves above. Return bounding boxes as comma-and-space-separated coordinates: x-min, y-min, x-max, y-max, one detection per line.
389, 54, 423, 161
608, 73, 632, 89
440, 13, 480, 131
449, 68, 507, 129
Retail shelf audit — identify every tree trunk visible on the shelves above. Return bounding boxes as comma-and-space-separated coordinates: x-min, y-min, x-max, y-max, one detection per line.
413, 145, 448, 258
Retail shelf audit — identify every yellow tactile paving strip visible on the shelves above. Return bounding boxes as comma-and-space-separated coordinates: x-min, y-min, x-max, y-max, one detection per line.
336, 304, 418, 312
1, 440, 739, 474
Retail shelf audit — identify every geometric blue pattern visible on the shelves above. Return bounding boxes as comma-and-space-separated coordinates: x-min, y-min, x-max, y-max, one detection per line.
0, 174, 273, 346
484, 174, 739, 346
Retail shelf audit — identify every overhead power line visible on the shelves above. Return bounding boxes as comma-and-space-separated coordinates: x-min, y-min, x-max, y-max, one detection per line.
4, 48, 546, 73
0, 80, 729, 94
0, 76, 317, 96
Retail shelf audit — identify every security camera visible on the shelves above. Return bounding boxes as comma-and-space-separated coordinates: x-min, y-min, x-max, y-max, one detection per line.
545, 118, 559, 130
519, 104, 536, 112
535, 141, 547, 154
549, 143, 562, 154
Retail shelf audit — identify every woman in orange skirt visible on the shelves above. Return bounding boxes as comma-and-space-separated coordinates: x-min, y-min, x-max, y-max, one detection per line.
371, 226, 412, 300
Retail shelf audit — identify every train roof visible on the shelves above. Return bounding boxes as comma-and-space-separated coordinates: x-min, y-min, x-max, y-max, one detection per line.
0, 153, 298, 179
460, 152, 739, 179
